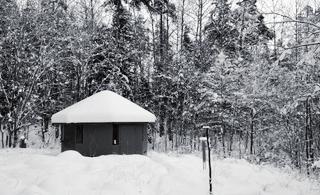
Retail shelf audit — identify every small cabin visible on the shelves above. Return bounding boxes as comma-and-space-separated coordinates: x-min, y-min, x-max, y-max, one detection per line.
51, 90, 156, 156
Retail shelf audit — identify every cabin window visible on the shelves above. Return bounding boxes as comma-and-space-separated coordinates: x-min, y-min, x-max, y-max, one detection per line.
113, 124, 119, 145
76, 125, 83, 144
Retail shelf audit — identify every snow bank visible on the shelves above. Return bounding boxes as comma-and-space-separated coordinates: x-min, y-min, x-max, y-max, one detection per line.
51, 90, 156, 123
213, 158, 319, 195
0, 149, 318, 195
0, 149, 206, 195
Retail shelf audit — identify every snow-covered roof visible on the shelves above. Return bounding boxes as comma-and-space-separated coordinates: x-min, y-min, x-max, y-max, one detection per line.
51, 90, 156, 123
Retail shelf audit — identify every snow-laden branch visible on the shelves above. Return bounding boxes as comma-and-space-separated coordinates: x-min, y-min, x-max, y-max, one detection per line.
262, 12, 320, 50
283, 42, 320, 50
262, 12, 320, 30
0, 73, 11, 106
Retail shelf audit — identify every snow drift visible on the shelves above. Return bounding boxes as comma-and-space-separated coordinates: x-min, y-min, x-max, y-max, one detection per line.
0, 149, 318, 195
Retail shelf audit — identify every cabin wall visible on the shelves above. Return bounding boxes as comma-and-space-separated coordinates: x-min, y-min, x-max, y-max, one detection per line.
61, 123, 148, 156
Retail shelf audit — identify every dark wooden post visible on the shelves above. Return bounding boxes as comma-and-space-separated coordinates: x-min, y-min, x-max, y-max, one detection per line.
202, 139, 206, 169
203, 126, 212, 194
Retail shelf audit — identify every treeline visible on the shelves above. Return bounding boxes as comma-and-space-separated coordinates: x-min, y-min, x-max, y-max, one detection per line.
0, 0, 320, 173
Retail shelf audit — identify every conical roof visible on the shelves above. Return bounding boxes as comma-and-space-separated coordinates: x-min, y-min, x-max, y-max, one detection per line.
51, 90, 156, 123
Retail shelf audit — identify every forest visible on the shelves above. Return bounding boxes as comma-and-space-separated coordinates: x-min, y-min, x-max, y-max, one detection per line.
0, 0, 320, 175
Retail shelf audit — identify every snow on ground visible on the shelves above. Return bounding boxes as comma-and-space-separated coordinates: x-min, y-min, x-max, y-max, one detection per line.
0, 149, 318, 195
213, 158, 319, 195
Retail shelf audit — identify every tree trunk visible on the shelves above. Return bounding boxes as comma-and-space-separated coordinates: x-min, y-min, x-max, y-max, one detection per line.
76, 69, 81, 102
149, 12, 156, 72
180, 0, 185, 50
8, 124, 12, 147
244, 130, 248, 152
164, 116, 168, 152
206, 128, 213, 194
238, 5, 246, 55
6, 124, 10, 147
305, 97, 314, 174
229, 127, 234, 156
294, 137, 301, 169
272, 0, 277, 58
239, 130, 242, 159
250, 108, 254, 155
13, 122, 18, 148
90, 0, 94, 32
159, 8, 164, 71
170, 120, 174, 150
198, 0, 203, 50
0, 121, 3, 148
229, 107, 236, 156
295, 0, 299, 62
152, 125, 156, 150
1, 130, 4, 148
221, 125, 226, 158
190, 133, 193, 152
42, 117, 49, 144
175, 122, 180, 150
166, 2, 169, 56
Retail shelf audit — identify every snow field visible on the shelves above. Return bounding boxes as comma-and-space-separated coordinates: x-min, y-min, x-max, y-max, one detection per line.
0, 149, 318, 195
213, 158, 319, 195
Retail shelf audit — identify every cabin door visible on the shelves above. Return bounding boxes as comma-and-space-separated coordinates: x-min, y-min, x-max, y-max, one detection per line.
62, 124, 76, 151
119, 124, 142, 154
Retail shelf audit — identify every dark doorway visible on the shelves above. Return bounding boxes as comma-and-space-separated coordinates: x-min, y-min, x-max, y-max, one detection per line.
113, 124, 119, 145
62, 124, 76, 151
120, 124, 142, 154
76, 125, 83, 144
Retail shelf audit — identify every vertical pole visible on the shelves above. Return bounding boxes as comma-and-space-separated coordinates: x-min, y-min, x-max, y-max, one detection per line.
202, 140, 206, 169
206, 128, 212, 194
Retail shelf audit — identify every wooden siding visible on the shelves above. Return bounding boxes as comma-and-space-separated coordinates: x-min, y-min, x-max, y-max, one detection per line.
61, 123, 147, 156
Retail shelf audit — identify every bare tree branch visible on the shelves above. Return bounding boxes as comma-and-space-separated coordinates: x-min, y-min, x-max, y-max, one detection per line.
262, 12, 320, 30
284, 42, 320, 50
